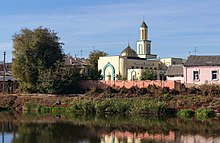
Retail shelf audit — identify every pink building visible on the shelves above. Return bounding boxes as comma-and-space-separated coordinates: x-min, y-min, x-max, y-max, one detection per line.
183, 55, 220, 85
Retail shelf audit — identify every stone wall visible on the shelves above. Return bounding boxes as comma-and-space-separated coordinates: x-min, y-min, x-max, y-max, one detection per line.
78, 80, 181, 90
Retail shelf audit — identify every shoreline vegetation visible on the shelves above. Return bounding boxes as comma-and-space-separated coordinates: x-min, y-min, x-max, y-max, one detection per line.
0, 84, 220, 119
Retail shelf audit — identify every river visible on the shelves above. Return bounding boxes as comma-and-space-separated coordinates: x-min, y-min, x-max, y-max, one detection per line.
0, 112, 219, 143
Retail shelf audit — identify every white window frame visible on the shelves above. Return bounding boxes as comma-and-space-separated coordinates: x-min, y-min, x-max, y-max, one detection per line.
193, 71, 199, 81
211, 70, 218, 80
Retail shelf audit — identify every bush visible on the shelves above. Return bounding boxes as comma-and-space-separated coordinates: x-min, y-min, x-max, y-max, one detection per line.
95, 100, 110, 113
119, 87, 128, 94
86, 86, 103, 95
199, 85, 220, 96
170, 89, 180, 95
195, 108, 216, 119
105, 86, 117, 94
138, 87, 149, 95
147, 84, 159, 95
177, 109, 195, 118
188, 87, 200, 94
72, 100, 95, 114
128, 86, 138, 94
163, 93, 170, 98
162, 87, 170, 94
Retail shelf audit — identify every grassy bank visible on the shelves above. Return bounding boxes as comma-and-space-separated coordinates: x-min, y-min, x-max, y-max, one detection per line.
23, 98, 175, 115
0, 84, 219, 117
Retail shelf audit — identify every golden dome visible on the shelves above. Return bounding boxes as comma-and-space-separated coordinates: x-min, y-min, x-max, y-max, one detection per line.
120, 44, 138, 57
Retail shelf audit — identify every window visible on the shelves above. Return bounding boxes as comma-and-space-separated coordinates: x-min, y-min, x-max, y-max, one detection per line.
136, 66, 139, 69
212, 70, 218, 80
141, 67, 143, 69
193, 71, 199, 81
131, 66, 134, 69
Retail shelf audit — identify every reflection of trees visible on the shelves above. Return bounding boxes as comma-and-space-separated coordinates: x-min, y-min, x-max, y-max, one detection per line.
11, 123, 100, 143
67, 114, 220, 138
0, 113, 219, 143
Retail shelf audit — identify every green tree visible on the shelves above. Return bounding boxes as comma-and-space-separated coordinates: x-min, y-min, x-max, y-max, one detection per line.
140, 70, 157, 80
87, 50, 108, 80
12, 27, 80, 93
37, 64, 81, 94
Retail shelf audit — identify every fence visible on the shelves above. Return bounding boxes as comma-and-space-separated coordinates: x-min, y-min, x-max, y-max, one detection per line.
78, 80, 181, 90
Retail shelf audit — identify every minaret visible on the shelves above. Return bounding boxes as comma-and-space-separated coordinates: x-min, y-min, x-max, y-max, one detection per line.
140, 21, 148, 40
137, 21, 154, 59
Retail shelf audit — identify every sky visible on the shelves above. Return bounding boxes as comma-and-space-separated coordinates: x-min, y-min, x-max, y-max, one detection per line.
1, 0, 220, 62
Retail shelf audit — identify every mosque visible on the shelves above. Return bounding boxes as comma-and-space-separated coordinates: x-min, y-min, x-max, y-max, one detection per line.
98, 21, 179, 81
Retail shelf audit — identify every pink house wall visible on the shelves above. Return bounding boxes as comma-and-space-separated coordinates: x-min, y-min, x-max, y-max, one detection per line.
78, 80, 181, 90
183, 66, 220, 85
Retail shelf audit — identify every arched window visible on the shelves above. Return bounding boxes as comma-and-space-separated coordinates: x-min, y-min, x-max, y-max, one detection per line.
139, 44, 142, 54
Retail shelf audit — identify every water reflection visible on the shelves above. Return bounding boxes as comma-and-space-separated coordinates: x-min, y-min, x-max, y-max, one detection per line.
101, 131, 175, 143
0, 112, 219, 143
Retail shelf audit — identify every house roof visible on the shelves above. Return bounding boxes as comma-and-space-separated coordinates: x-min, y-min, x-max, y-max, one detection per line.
184, 55, 220, 67
166, 65, 183, 76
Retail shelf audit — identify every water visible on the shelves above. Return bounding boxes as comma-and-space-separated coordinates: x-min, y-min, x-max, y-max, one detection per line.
0, 112, 219, 143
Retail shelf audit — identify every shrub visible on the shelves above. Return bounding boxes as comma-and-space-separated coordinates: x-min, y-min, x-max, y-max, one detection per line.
147, 84, 158, 93
86, 86, 103, 95
138, 87, 149, 95
162, 87, 170, 94
170, 89, 180, 95
105, 86, 117, 94
119, 87, 128, 94
128, 86, 138, 94
177, 109, 195, 118
188, 87, 200, 94
163, 93, 170, 98
195, 108, 216, 119
72, 100, 95, 114
95, 100, 111, 113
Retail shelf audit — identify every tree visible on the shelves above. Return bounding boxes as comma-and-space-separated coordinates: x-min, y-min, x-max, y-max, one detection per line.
87, 50, 108, 80
140, 70, 157, 80
12, 27, 65, 92
37, 64, 81, 94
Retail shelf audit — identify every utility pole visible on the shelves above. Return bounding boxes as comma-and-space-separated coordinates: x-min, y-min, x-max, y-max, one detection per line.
3, 52, 6, 95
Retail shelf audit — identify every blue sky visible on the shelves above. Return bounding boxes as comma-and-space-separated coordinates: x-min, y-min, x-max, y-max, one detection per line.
1, 0, 220, 62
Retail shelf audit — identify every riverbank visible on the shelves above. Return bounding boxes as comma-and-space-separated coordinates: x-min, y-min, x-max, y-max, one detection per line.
0, 90, 219, 117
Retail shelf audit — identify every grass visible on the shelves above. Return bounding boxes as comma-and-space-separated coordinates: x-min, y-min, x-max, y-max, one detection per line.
23, 98, 174, 115
23, 101, 72, 114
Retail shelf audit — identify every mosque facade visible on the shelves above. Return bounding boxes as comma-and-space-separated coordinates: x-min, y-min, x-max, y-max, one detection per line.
98, 21, 168, 81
